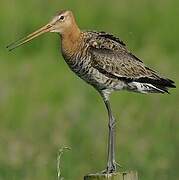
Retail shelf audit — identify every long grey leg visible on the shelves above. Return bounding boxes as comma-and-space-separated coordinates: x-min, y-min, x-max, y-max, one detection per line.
103, 99, 116, 173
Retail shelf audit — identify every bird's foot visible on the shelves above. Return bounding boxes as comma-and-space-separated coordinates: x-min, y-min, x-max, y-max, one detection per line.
101, 161, 122, 174
115, 161, 122, 168
101, 166, 116, 174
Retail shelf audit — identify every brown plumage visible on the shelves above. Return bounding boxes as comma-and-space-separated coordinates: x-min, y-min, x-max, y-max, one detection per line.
7, 10, 176, 173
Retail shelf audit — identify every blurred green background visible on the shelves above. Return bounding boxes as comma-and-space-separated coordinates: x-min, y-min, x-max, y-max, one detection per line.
0, 0, 179, 179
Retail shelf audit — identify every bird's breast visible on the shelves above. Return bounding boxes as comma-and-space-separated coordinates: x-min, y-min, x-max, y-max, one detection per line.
62, 52, 118, 90
63, 51, 92, 79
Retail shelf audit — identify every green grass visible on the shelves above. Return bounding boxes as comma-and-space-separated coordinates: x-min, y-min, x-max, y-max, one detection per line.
0, 0, 179, 179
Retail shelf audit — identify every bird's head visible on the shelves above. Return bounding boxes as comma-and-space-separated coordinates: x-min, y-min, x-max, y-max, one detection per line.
50, 10, 77, 33
7, 10, 80, 51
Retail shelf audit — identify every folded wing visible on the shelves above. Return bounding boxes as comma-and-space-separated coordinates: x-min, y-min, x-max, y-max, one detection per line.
88, 32, 176, 93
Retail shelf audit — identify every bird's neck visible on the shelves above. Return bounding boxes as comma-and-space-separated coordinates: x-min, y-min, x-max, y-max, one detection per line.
61, 24, 81, 58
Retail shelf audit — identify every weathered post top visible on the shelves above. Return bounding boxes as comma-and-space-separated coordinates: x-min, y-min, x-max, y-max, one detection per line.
84, 171, 138, 180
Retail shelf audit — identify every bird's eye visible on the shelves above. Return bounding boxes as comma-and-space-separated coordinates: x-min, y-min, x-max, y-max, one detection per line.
59, 15, 65, 21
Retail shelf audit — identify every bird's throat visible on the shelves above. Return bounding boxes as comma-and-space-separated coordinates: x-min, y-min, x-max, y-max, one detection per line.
61, 24, 81, 58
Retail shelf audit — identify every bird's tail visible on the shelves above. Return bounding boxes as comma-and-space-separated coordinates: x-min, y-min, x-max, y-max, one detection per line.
128, 77, 176, 94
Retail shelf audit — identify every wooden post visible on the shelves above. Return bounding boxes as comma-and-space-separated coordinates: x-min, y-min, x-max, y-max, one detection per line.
84, 171, 138, 180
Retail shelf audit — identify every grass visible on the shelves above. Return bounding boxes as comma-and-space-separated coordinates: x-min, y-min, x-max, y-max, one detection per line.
0, 0, 179, 179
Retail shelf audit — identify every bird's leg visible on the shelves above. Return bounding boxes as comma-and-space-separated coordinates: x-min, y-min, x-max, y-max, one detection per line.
104, 99, 117, 173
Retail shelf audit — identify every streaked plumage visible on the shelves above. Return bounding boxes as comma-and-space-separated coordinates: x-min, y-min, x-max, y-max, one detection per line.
7, 10, 176, 173
62, 30, 175, 96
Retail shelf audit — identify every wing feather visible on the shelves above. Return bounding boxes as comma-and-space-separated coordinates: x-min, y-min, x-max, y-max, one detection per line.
86, 31, 175, 90
90, 45, 154, 80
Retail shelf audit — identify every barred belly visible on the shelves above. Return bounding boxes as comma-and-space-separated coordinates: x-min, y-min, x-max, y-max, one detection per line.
65, 56, 120, 90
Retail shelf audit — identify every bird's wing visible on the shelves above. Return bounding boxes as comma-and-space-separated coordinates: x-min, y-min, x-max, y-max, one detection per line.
96, 31, 126, 47
87, 31, 127, 50
88, 34, 158, 81
87, 31, 175, 90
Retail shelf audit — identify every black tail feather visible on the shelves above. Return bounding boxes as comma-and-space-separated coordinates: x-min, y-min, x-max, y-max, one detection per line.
134, 76, 176, 94
136, 77, 176, 89
153, 84, 170, 94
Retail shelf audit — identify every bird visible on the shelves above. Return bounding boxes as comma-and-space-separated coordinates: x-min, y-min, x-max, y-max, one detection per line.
7, 10, 176, 173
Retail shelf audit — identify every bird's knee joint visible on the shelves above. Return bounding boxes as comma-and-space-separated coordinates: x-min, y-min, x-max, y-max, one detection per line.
108, 119, 116, 129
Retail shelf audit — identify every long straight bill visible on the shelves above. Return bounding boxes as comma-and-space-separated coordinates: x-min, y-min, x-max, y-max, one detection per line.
6, 24, 52, 51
